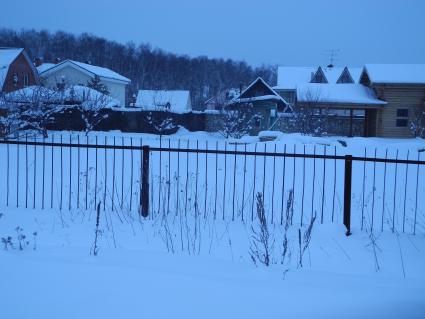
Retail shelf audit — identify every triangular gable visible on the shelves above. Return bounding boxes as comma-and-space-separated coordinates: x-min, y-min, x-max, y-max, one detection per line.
0, 48, 39, 90
239, 77, 277, 99
337, 67, 355, 84
234, 77, 290, 112
359, 67, 371, 86
310, 66, 328, 83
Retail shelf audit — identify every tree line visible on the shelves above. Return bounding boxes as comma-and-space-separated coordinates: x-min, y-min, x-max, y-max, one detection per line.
0, 28, 276, 107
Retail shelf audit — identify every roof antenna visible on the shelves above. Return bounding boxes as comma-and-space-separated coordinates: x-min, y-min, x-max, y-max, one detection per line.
324, 49, 340, 68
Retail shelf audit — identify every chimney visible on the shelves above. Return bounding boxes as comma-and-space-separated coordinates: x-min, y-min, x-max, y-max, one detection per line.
34, 57, 43, 67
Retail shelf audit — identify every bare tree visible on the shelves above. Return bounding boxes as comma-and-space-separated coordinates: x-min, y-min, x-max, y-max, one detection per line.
218, 102, 261, 139
0, 86, 69, 138
292, 88, 327, 136
68, 87, 110, 135
0, 86, 111, 138
410, 109, 425, 138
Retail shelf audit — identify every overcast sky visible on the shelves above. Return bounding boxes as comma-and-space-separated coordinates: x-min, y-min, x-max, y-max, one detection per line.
2, 0, 425, 67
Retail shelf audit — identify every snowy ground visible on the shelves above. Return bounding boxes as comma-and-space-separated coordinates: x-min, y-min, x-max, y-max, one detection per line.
1, 130, 425, 318
0, 206, 424, 319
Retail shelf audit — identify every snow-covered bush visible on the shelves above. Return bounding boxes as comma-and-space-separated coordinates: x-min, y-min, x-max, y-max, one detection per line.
0, 86, 70, 138
0, 85, 113, 137
218, 103, 261, 139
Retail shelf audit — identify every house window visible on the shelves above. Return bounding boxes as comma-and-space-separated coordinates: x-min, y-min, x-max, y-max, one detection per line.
23, 74, 29, 87
396, 119, 408, 127
13, 73, 18, 86
396, 109, 409, 117
396, 108, 409, 127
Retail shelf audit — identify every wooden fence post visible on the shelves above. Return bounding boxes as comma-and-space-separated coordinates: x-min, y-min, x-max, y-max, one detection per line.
343, 155, 352, 236
140, 145, 150, 217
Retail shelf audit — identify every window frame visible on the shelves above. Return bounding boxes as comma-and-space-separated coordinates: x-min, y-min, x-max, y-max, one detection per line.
396, 119, 408, 127
23, 74, 29, 87
13, 73, 19, 85
396, 108, 409, 118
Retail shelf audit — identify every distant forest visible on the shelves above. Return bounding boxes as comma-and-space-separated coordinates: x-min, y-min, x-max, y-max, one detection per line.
0, 28, 276, 107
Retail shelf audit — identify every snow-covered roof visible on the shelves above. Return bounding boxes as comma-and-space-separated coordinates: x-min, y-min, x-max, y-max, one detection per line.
37, 60, 131, 84
235, 77, 288, 105
237, 95, 285, 103
4, 85, 120, 108
36, 63, 55, 74
0, 48, 24, 89
0, 68, 8, 89
0, 48, 23, 67
135, 90, 192, 113
324, 66, 362, 83
276, 66, 317, 89
276, 66, 362, 89
296, 84, 387, 106
363, 64, 425, 85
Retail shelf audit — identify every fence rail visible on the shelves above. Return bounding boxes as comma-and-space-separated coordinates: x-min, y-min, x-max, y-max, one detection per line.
0, 134, 424, 236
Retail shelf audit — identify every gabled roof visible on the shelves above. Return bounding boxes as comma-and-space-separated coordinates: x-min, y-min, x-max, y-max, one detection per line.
135, 90, 192, 113
311, 66, 328, 83
362, 64, 425, 85
36, 63, 55, 73
0, 48, 24, 89
0, 48, 23, 67
235, 77, 288, 105
276, 66, 317, 89
296, 83, 387, 106
37, 60, 131, 84
276, 66, 362, 89
337, 67, 355, 84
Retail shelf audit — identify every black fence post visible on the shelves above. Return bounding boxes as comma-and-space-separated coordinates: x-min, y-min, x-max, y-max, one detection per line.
140, 145, 150, 217
343, 155, 352, 236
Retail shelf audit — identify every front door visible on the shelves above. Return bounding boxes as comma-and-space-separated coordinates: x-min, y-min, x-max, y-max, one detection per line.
364, 109, 377, 137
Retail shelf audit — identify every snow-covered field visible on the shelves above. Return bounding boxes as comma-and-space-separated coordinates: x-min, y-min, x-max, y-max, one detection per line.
1, 206, 425, 318
1, 130, 425, 318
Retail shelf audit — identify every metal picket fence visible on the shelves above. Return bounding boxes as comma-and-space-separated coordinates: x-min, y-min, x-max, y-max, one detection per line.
0, 134, 424, 236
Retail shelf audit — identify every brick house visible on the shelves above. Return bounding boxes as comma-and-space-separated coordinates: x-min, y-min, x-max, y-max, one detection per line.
0, 48, 39, 93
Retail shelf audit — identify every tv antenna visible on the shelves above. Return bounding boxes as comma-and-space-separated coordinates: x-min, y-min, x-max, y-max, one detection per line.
323, 49, 340, 68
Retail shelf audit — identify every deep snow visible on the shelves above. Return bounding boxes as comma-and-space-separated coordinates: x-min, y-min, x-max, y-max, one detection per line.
0, 206, 424, 319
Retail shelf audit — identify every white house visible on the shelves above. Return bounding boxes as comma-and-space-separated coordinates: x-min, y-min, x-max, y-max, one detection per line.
135, 90, 192, 113
37, 60, 130, 107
